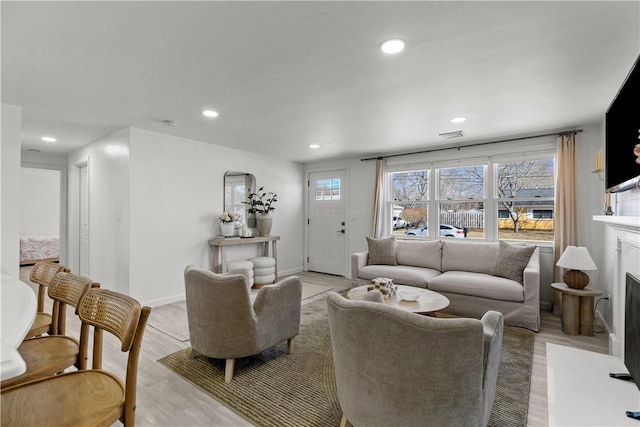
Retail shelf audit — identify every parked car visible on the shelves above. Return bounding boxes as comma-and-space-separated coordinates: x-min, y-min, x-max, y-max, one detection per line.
393, 216, 406, 229
404, 224, 465, 238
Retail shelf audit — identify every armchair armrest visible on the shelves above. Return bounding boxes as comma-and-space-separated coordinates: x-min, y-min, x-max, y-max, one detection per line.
351, 251, 368, 284
480, 310, 504, 422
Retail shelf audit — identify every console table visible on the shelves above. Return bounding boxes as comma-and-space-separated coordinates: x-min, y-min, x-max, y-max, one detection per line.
208, 235, 280, 279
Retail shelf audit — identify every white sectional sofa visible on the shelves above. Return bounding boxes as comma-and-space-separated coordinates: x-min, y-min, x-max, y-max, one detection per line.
351, 238, 540, 331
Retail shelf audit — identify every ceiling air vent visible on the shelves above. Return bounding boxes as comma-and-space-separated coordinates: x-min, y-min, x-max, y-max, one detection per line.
438, 130, 465, 139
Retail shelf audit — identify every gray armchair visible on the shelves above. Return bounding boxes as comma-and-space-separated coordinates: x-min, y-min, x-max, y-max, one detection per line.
326, 291, 504, 427
184, 265, 302, 382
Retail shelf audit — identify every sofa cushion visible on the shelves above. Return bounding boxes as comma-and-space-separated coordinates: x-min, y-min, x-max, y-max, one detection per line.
395, 239, 442, 271
489, 241, 536, 284
428, 271, 524, 302
441, 240, 498, 274
366, 237, 397, 266
358, 265, 440, 288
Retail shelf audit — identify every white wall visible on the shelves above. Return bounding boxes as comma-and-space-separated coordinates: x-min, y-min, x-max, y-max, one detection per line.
20, 168, 60, 235
127, 128, 304, 306
1, 104, 22, 276
68, 128, 131, 294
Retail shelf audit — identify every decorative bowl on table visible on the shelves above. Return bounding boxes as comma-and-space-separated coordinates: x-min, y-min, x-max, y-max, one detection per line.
399, 291, 419, 302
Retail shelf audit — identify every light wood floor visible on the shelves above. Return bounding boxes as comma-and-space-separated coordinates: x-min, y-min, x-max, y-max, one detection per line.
18, 268, 608, 426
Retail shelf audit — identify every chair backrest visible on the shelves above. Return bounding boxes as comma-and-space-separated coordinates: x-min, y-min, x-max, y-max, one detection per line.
47, 272, 98, 335
184, 266, 256, 357
29, 262, 70, 312
326, 292, 487, 427
76, 288, 151, 427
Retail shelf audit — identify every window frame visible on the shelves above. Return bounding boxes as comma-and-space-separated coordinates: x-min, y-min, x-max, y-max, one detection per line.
385, 149, 556, 244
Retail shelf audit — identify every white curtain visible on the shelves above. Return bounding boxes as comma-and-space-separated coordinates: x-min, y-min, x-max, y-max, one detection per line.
553, 133, 579, 306
372, 158, 386, 237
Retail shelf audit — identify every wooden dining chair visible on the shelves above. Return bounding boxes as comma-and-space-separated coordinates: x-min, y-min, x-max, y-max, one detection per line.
25, 262, 70, 338
1, 288, 151, 427
1, 272, 98, 389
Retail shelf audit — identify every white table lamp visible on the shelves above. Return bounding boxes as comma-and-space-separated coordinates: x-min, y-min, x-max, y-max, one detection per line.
556, 246, 597, 289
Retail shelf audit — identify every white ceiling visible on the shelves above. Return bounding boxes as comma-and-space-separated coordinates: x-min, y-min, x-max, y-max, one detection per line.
2, 1, 639, 163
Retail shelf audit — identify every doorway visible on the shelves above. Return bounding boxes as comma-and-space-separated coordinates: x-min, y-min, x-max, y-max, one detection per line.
307, 170, 347, 276
19, 167, 61, 266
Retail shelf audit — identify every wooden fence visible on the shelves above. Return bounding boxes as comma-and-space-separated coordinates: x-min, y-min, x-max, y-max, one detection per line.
439, 212, 484, 229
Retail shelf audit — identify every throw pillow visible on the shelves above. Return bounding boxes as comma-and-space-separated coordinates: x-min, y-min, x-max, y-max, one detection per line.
489, 241, 536, 284
366, 236, 398, 266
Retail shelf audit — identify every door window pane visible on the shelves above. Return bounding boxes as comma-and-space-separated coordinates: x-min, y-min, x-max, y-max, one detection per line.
315, 178, 341, 200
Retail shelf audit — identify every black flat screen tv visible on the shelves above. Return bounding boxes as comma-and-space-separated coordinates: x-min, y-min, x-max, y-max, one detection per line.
605, 54, 640, 193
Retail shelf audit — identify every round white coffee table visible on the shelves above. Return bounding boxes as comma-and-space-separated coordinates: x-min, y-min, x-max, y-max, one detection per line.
347, 284, 449, 314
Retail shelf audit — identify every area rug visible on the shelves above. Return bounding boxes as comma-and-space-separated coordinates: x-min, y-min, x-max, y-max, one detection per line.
158, 294, 534, 427
148, 281, 334, 342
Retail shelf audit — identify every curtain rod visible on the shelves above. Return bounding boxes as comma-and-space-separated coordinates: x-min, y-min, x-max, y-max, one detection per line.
360, 128, 584, 161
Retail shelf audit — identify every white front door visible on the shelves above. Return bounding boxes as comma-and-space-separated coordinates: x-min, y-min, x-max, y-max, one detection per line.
307, 170, 347, 276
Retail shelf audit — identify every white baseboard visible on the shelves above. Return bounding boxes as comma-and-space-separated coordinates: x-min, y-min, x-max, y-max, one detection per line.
280, 266, 304, 276
142, 293, 185, 308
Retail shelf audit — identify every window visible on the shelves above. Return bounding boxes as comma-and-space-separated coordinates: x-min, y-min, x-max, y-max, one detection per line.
495, 158, 555, 241
315, 178, 341, 200
438, 166, 485, 239
384, 152, 555, 242
531, 209, 554, 219
390, 170, 429, 234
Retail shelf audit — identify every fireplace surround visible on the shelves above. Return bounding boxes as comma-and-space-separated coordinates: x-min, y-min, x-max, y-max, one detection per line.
594, 215, 640, 361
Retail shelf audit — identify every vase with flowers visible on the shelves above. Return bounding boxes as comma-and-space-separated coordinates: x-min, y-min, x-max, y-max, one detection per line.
244, 187, 277, 236
218, 211, 240, 236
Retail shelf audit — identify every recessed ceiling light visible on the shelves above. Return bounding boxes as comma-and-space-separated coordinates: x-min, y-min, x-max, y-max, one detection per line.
450, 117, 467, 123
309, 144, 320, 149
202, 110, 219, 118
28, 149, 41, 153
41, 136, 56, 143
379, 38, 405, 54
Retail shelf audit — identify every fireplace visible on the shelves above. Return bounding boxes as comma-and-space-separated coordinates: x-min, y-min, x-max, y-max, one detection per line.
594, 215, 640, 361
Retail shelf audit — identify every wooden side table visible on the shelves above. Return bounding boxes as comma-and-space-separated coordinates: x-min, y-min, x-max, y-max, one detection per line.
550, 283, 602, 336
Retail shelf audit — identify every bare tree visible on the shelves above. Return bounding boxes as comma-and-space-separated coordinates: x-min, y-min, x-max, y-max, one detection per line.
496, 160, 553, 233
391, 171, 429, 201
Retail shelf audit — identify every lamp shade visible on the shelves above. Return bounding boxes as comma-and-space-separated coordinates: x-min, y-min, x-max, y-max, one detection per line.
556, 246, 597, 270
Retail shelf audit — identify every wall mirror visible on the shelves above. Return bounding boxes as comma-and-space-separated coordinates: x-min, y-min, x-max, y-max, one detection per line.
224, 171, 256, 227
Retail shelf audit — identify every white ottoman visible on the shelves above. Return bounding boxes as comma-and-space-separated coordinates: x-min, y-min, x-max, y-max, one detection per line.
250, 256, 276, 287
227, 260, 254, 287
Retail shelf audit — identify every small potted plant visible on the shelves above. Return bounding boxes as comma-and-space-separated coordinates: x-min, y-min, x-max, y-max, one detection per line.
218, 211, 239, 236
244, 187, 277, 235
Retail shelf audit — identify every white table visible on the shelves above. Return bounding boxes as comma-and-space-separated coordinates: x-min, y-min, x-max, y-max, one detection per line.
1, 274, 37, 381
347, 285, 450, 314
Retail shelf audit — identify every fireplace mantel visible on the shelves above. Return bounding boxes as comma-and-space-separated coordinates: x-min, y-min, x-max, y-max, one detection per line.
593, 215, 640, 230
593, 215, 640, 359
